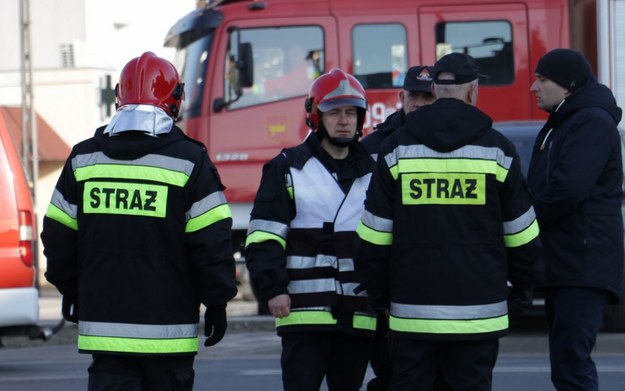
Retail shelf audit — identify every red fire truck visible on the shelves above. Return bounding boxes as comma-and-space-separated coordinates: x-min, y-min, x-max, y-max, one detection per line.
165, 0, 625, 325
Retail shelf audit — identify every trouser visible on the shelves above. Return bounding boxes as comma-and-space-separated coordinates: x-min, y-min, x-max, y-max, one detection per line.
367, 314, 392, 391
545, 287, 610, 391
388, 336, 499, 391
280, 331, 371, 391
88, 354, 195, 391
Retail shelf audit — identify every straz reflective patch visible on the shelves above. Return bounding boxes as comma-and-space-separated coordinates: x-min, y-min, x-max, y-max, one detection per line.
83, 182, 168, 217
401, 173, 485, 205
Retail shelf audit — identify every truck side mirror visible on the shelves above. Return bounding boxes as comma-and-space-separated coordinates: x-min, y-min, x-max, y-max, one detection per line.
237, 42, 254, 89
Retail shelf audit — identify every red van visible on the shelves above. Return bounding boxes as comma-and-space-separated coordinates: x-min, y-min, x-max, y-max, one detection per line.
0, 110, 44, 341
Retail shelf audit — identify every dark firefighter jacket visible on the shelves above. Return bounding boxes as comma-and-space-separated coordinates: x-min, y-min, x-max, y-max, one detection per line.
527, 77, 624, 302
245, 133, 377, 336
355, 98, 543, 341
42, 125, 237, 355
361, 109, 405, 159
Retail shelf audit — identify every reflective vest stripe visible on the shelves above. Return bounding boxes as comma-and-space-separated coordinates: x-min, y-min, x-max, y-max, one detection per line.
394, 158, 508, 183
185, 203, 232, 233
505, 219, 540, 248
46, 203, 78, 230
356, 221, 393, 245
275, 310, 337, 327
390, 314, 508, 335
73, 152, 195, 177
75, 164, 189, 187
391, 300, 507, 319
245, 219, 289, 248
78, 320, 199, 354
353, 314, 377, 331
78, 335, 199, 354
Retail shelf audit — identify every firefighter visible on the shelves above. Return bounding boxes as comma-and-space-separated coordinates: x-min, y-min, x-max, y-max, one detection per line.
245, 68, 376, 391
41, 52, 237, 391
355, 53, 542, 390
361, 65, 435, 160
360, 64, 435, 391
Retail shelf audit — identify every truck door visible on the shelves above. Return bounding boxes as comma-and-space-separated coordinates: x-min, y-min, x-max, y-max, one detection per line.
336, 14, 417, 133
209, 17, 338, 217
418, 3, 532, 121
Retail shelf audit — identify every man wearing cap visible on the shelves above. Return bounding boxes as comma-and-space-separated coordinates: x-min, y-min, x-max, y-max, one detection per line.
528, 48, 623, 391
355, 52, 542, 390
361, 65, 435, 161
360, 65, 435, 391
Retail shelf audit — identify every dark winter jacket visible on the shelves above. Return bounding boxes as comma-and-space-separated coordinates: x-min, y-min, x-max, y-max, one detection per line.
527, 77, 624, 302
356, 98, 542, 340
42, 125, 237, 355
361, 110, 405, 158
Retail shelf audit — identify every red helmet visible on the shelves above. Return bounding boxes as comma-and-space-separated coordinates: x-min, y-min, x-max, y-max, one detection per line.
116, 52, 184, 118
305, 68, 368, 132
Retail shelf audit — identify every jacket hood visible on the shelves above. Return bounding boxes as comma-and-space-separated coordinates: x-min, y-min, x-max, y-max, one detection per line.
549, 76, 622, 127
403, 98, 493, 152
93, 125, 187, 160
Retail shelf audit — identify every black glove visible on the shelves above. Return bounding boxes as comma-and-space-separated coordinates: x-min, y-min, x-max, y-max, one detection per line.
62, 295, 79, 323
507, 287, 533, 315
204, 305, 227, 347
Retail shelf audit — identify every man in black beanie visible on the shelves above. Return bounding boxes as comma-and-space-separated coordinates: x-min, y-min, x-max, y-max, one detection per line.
528, 48, 624, 391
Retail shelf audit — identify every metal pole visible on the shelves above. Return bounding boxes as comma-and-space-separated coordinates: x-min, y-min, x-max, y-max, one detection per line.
19, 0, 37, 205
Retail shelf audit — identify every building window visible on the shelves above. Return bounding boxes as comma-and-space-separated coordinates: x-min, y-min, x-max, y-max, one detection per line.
60, 44, 75, 68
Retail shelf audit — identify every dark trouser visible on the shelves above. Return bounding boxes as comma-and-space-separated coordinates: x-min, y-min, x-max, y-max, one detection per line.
280, 331, 371, 391
88, 354, 195, 391
388, 336, 499, 391
545, 287, 610, 391
367, 314, 392, 391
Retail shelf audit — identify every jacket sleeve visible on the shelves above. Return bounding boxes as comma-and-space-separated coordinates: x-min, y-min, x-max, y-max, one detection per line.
244, 156, 293, 303
532, 112, 619, 226
41, 154, 80, 297
185, 150, 237, 307
354, 146, 396, 313
500, 144, 543, 290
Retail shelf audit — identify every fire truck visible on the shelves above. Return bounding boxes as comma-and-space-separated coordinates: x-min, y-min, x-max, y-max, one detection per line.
164, 0, 625, 325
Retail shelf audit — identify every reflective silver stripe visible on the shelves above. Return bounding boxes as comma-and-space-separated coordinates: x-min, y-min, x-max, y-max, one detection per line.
186, 191, 228, 221
248, 219, 289, 239
391, 144, 513, 170
341, 282, 366, 297
287, 255, 336, 269
360, 210, 393, 233
288, 278, 335, 294
72, 152, 195, 176
503, 207, 536, 234
338, 258, 355, 272
79, 321, 198, 339
50, 189, 78, 218
383, 149, 399, 170
390, 300, 507, 320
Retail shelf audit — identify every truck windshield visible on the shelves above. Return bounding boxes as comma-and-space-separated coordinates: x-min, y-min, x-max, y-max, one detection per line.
172, 33, 213, 119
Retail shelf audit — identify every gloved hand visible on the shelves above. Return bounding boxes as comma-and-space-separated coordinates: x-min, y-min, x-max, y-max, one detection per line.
204, 305, 227, 347
62, 295, 79, 323
507, 287, 533, 315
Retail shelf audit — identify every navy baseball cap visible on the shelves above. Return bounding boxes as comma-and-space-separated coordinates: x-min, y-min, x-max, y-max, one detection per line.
433, 53, 484, 85
403, 66, 434, 93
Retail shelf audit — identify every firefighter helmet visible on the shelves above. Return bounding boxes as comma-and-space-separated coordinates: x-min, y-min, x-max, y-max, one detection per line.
116, 52, 184, 119
305, 68, 368, 133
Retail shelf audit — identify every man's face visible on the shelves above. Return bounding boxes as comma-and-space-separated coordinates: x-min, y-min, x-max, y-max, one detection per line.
400, 90, 436, 113
531, 74, 570, 111
320, 106, 358, 138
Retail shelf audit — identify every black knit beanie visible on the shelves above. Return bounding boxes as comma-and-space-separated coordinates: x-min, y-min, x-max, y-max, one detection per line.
535, 48, 592, 92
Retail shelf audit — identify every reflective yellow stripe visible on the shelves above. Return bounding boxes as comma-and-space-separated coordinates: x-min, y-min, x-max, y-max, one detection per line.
275, 310, 337, 327
75, 164, 189, 187
390, 314, 508, 335
78, 335, 199, 354
397, 158, 508, 183
356, 221, 393, 246
353, 314, 377, 331
504, 220, 540, 247
245, 230, 287, 249
185, 204, 232, 233
46, 203, 78, 230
